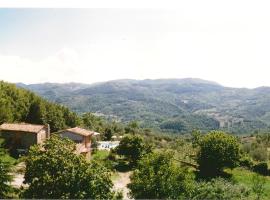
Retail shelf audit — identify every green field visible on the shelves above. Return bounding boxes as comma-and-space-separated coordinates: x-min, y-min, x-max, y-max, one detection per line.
230, 168, 270, 199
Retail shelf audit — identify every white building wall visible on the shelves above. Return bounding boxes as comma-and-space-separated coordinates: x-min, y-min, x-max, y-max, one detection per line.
59, 131, 84, 142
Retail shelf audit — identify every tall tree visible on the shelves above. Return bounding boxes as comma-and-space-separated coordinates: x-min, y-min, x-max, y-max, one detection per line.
25, 99, 46, 124
104, 127, 113, 141
0, 99, 13, 124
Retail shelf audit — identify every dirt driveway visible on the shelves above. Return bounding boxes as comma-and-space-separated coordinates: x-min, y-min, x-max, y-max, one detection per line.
113, 172, 132, 199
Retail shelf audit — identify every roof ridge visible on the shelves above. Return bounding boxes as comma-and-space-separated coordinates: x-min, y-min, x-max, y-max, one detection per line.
0, 123, 47, 133
65, 127, 95, 136
1, 122, 45, 126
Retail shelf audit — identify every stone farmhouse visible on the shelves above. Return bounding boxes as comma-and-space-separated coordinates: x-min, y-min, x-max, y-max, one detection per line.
0, 123, 50, 154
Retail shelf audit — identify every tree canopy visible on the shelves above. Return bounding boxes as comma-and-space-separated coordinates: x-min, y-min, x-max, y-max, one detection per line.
0, 81, 81, 132
197, 131, 241, 176
22, 135, 114, 199
128, 151, 193, 199
115, 134, 152, 166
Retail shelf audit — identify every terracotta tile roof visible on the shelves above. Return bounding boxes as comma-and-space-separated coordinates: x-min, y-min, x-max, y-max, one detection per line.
0, 123, 46, 133
65, 127, 96, 137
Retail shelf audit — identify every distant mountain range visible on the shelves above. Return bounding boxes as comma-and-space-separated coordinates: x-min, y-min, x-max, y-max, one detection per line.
17, 78, 270, 134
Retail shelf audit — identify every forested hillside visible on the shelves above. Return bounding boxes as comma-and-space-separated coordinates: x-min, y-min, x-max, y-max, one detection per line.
19, 78, 270, 134
0, 81, 83, 132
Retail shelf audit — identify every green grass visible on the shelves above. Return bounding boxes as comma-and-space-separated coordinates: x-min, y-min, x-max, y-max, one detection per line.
230, 167, 270, 199
92, 150, 110, 161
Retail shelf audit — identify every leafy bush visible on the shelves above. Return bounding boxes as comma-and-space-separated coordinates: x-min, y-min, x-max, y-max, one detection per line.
239, 155, 254, 169
197, 131, 241, 177
128, 151, 194, 199
253, 162, 269, 176
250, 147, 268, 162
191, 130, 203, 147
0, 160, 13, 199
0, 138, 15, 198
190, 178, 251, 200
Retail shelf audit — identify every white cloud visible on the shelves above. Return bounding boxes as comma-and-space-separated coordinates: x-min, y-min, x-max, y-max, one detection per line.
0, 48, 81, 83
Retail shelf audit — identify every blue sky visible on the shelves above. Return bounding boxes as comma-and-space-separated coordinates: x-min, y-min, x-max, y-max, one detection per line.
1, 5, 270, 88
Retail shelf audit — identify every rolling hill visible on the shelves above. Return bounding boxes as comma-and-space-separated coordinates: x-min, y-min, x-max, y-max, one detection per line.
18, 78, 270, 134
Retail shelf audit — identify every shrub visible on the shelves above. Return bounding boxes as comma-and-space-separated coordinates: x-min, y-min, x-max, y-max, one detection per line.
0, 160, 13, 199
239, 155, 254, 169
190, 178, 251, 200
128, 151, 194, 199
242, 142, 252, 154
250, 147, 268, 162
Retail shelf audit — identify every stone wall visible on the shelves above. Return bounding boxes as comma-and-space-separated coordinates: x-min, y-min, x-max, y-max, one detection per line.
0, 131, 37, 150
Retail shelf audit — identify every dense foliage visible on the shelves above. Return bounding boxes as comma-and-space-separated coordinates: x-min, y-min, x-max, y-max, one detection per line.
197, 131, 241, 176
115, 134, 152, 166
241, 134, 270, 176
23, 135, 114, 199
190, 178, 250, 200
0, 159, 13, 198
0, 81, 81, 132
128, 151, 193, 199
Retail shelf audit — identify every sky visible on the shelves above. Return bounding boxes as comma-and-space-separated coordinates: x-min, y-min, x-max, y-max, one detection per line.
1, 2, 270, 88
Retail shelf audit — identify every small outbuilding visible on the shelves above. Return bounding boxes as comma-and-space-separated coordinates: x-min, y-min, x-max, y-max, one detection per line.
0, 123, 50, 153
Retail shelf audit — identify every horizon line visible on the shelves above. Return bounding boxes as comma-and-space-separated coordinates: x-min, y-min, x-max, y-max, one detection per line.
9, 77, 270, 90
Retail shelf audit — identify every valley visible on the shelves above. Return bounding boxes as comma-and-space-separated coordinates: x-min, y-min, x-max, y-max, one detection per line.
19, 78, 270, 134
